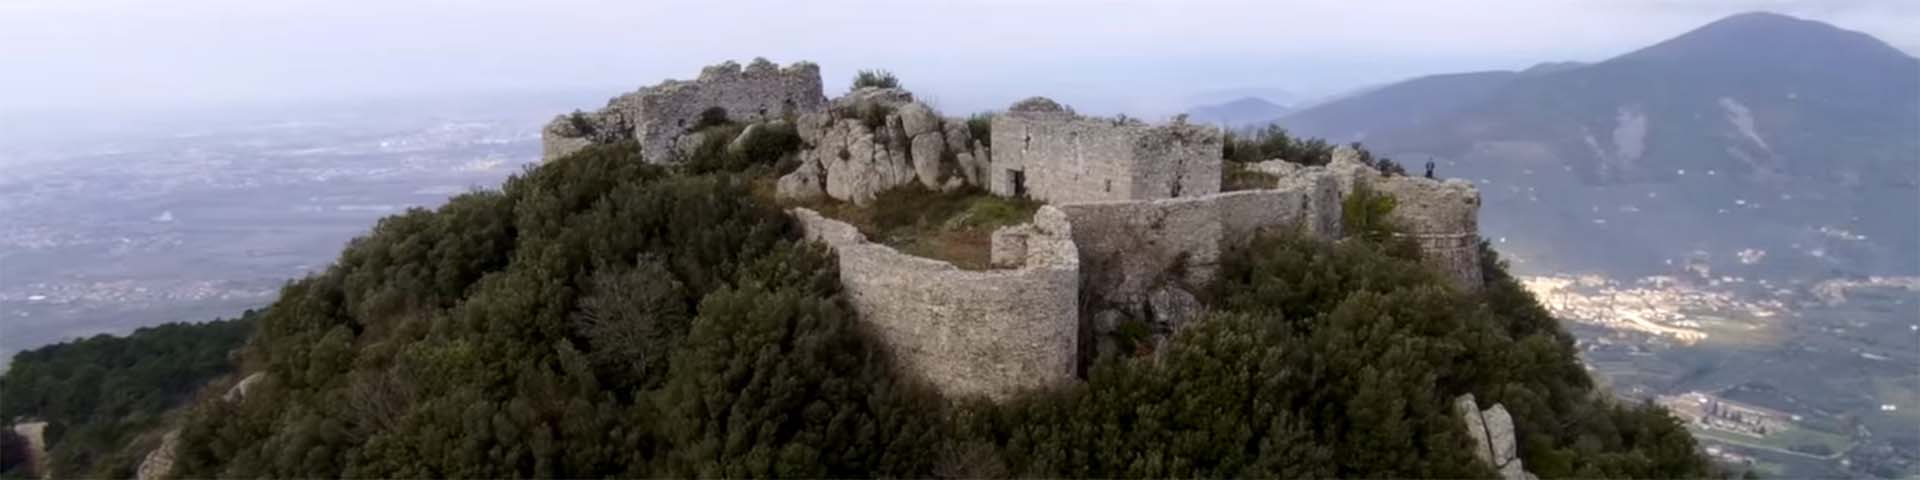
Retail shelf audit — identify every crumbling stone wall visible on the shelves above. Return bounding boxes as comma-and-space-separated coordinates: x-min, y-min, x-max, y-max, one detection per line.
789, 207, 1079, 400
1325, 147, 1484, 289
1056, 176, 1344, 317
541, 58, 826, 162
989, 98, 1221, 204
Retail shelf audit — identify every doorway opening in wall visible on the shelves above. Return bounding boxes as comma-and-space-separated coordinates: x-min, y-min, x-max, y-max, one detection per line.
1010, 170, 1027, 198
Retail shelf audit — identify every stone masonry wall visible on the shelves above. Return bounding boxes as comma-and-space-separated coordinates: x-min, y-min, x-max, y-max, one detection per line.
989, 98, 1221, 204
789, 207, 1080, 400
1055, 170, 1345, 311
541, 58, 826, 162
1326, 147, 1484, 289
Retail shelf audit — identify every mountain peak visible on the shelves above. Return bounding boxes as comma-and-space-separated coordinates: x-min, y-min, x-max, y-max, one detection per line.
1619, 11, 1913, 65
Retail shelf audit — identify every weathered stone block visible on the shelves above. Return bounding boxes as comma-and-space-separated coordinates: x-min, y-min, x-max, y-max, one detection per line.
990, 97, 1221, 204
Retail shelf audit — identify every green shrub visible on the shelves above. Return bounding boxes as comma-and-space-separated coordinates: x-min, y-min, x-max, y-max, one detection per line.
680, 122, 803, 175
852, 69, 901, 90
1222, 125, 1334, 165
859, 102, 894, 135
0, 314, 256, 478
693, 107, 731, 130
1221, 162, 1280, 191
966, 113, 994, 147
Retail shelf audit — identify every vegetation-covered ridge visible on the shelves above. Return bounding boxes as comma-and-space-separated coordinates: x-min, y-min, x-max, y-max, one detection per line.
0, 313, 256, 478
23, 104, 1715, 477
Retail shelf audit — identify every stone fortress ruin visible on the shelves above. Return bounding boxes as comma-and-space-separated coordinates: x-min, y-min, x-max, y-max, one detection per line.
541, 58, 1487, 399
542, 58, 827, 163
541, 57, 1532, 478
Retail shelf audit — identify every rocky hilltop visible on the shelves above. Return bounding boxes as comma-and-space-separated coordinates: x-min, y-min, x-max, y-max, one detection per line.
539, 58, 1534, 480
79, 57, 1718, 480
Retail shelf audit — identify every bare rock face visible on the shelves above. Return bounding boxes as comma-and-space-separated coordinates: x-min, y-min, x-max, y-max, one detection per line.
135, 431, 179, 480
1455, 394, 1538, 480
727, 123, 764, 156
138, 373, 267, 480
911, 133, 948, 188
820, 119, 916, 205
897, 102, 941, 138
1146, 286, 1204, 334
10, 422, 48, 479
540, 116, 597, 162
777, 156, 827, 202
786, 94, 992, 204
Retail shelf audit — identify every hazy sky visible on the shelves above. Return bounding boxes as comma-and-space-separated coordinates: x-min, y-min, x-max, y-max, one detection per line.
2, 0, 1915, 117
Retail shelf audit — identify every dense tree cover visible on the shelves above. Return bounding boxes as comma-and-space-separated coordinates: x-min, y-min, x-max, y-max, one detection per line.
0, 314, 255, 478
1223, 125, 1340, 165
167, 140, 945, 477
942, 233, 1713, 478
146, 123, 1713, 478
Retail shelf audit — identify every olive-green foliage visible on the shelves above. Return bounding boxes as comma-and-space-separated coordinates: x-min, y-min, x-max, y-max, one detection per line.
1342, 181, 1399, 243
0, 314, 255, 478
851, 69, 901, 90
949, 232, 1714, 478
966, 112, 993, 148
166, 142, 940, 478
692, 107, 730, 131
1221, 161, 1281, 191
142, 136, 1712, 479
1222, 125, 1337, 165
679, 121, 804, 175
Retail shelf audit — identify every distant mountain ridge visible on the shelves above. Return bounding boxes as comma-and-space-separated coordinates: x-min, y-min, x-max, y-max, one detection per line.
1280, 11, 1920, 186
1186, 96, 1292, 127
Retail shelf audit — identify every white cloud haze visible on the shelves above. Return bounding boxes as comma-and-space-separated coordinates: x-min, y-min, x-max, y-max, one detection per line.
0, 0, 1913, 116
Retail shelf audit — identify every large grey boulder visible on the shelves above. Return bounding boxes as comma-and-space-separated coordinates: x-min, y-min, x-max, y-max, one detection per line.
727, 123, 764, 156
897, 102, 942, 138
942, 121, 989, 186
136, 431, 179, 480
817, 119, 915, 205
1147, 286, 1205, 333
1455, 394, 1538, 480
540, 115, 596, 163
797, 111, 831, 145
777, 158, 827, 202
911, 133, 947, 188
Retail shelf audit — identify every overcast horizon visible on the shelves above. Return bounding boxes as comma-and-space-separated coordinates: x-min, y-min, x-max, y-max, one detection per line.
3, 0, 1916, 120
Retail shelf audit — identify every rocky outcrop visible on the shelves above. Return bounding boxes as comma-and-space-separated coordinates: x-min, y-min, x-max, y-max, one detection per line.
10, 421, 48, 479
1455, 394, 1538, 480
136, 372, 265, 480
134, 430, 179, 480
779, 88, 992, 205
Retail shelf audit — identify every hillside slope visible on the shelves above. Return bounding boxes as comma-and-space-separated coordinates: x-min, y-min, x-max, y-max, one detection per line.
30, 94, 1716, 478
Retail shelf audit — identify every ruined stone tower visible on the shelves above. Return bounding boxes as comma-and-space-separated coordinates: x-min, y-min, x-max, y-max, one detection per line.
988, 97, 1222, 204
541, 58, 827, 162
